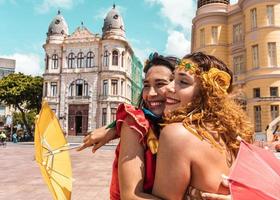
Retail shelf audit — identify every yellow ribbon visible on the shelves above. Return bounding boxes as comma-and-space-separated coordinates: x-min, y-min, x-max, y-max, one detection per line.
147, 128, 159, 154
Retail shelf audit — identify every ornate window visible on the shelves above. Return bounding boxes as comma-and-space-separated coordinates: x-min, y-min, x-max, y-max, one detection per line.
127, 84, 131, 99
233, 23, 242, 44
121, 51, 124, 67
103, 50, 109, 67
127, 57, 132, 74
77, 52, 84, 68
69, 79, 89, 97
250, 8, 257, 30
46, 54, 49, 70
233, 55, 244, 75
268, 42, 277, 66
102, 108, 107, 126
68, 53, 75, 68
112, 50, 119, 66
86, 51, 95, 68
200, 28, 205, 47
267, 5, 274, 25
211, 26, 218, 44
103, 80, 108, 96
254, 106, 262, 132
252, 45, 259, 68
270, 87, 278, 97
121, 79, 124, 96
52, 54, 58, 69
50, 82, 57, 97
111, 108, 117, 122
111, 79, 118, 95
44, 82, 48, 97
271, 105, 279, 120
253, 88, 260, 98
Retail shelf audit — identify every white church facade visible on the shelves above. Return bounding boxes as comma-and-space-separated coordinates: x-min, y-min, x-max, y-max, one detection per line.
43, 6, 143, 136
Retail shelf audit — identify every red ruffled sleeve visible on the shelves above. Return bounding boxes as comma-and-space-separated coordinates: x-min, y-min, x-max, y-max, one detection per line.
115, 103, 150, 143
110, 104, 156, 199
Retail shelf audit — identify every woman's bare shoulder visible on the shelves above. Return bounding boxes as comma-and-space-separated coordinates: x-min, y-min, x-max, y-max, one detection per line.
160, 123, 205, 151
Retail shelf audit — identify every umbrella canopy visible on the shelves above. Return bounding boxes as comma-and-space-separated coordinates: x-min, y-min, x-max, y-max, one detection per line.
229, 140, 280, 200
35, 101, 72, 200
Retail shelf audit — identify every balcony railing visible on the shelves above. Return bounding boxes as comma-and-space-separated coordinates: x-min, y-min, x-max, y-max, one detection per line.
251, 96, 280, 102
68, 96, 90, 100
98, 94, 130, 102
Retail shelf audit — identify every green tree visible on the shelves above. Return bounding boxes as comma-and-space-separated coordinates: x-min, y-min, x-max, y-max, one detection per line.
0, 73, 43, 136
12, 110, 37, 131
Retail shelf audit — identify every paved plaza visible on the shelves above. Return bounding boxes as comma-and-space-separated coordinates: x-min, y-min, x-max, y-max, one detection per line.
0, 142, 116, 200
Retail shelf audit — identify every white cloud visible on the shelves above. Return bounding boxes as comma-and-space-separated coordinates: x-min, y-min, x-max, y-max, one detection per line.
133, 46, 156, 64
145, 0, 195, 58
165, 30, 190, 57
0, 53, 43, 76
35, 0, 84, 14
145, 0, 196, 32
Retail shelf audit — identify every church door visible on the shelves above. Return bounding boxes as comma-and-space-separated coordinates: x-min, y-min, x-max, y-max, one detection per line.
68, 104, 89, 136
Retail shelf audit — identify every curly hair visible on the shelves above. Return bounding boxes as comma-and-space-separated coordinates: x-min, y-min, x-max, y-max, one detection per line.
164, 52, 254, 156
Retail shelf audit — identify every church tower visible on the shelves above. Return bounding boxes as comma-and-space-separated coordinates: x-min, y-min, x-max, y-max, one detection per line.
192, 0, 280, 139
102, 4, 126, 41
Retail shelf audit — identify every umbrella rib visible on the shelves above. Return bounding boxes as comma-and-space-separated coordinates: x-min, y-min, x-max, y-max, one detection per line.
49, 174, 71, 197
48, 167, 72, 181
42, 137, 53, 152
250, 148, 279, 177
49, 154, 54, 176
44, 144, 82, 157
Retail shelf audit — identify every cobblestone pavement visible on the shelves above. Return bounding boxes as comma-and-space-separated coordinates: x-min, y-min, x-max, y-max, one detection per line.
0, 143, 116, 200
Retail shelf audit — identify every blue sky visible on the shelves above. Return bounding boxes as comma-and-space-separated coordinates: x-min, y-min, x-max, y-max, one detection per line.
0, 0, 238, 75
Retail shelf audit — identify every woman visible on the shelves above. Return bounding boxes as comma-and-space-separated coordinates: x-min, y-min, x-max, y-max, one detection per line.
152, 52, 254, 199
78, 53, 178, 199
113, 53, 179, 200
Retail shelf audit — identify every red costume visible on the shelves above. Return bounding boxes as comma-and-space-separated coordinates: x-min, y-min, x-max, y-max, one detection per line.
110, 103, 157, 200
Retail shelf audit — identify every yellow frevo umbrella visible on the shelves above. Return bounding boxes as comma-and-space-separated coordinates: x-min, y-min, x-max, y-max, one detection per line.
35, 101, 73, 200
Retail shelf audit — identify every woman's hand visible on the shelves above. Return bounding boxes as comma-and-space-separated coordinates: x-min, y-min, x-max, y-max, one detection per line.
77, 126, 116, 153
201, 193, 231, 200
201, 174, 231, 200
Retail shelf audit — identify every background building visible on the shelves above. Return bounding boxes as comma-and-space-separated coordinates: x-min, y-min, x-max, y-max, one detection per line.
43, 6, 143, 136
0, 58, 15, 123
192, 0, 280, 140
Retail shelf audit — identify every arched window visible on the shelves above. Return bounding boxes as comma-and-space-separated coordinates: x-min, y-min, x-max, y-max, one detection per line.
77, 52, 84, 68
86, 51, 94, 68
45, 54, 49, 70
103, 50, 109, 67
121, 51, 124, 67
68, 53, 75, 68
69, 82, 74, 96
52, 54, 58, 69
69, 79, 89, 97
112, 50, 119, 66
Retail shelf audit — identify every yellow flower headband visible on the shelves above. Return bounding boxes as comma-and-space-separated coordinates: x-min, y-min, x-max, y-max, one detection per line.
177, 59, 231, 94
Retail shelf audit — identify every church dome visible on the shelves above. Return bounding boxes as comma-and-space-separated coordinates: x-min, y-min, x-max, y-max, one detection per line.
102, 4, 125, 39
47, 10, 69, 36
